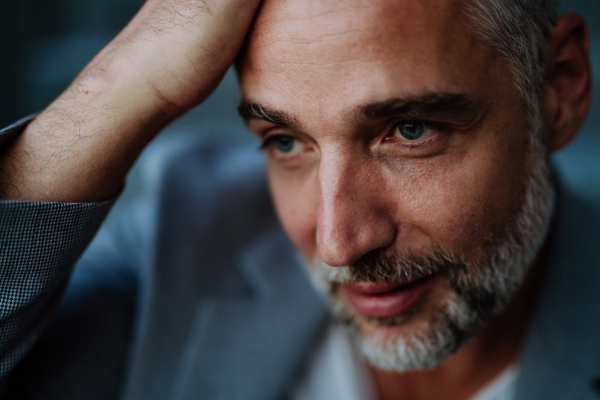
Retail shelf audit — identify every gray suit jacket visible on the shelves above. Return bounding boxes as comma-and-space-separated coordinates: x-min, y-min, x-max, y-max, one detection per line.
0, 116, 599, 399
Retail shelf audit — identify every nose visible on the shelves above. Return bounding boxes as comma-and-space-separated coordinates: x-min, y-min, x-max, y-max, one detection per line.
317, 151, 396, 266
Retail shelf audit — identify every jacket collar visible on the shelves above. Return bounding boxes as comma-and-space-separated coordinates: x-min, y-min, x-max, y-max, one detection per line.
515, 177, 600, 399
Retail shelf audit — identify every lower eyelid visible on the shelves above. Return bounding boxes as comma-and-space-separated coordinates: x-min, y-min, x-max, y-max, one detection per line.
388, 132, 443, 149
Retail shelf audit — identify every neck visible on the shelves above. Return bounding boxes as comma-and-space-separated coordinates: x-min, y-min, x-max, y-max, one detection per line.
370, 255, 546, 400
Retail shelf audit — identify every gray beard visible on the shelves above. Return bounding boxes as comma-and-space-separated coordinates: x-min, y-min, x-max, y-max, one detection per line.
304, 117, 556, 372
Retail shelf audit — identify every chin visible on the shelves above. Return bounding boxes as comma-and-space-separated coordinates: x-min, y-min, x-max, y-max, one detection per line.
334, 281, 482, 372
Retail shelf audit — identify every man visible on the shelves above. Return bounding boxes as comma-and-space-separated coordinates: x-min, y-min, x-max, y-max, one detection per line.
0, 0, 595, 399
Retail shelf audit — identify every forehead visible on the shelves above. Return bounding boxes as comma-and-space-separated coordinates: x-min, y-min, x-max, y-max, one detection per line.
238, 0, 500, 120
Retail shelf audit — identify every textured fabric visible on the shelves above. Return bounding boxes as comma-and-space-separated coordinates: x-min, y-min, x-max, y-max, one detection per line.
0, 200, 114, 379
0, 114, 37, 147
3, 200, 144, 400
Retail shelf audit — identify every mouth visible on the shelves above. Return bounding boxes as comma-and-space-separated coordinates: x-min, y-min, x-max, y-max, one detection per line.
340, 274, 439, 319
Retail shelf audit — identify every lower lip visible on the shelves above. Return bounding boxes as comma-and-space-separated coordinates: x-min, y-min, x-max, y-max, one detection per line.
341, 275, 438, 319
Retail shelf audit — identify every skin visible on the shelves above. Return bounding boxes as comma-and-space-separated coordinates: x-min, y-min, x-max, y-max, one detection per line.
0, 0, 591, 399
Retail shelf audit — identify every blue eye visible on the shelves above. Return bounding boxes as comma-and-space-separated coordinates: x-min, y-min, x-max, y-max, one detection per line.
261, 134, 307, 159
396, 122, 425, 140
272, 135, 295, 152
393, 121, 438, 142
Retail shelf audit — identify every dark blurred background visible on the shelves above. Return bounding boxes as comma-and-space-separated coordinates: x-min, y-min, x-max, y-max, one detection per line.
0, 0, 248, 137
1, 0, 598, 197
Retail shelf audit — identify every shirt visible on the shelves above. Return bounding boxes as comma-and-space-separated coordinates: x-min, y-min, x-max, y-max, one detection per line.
291, 324, 519, 400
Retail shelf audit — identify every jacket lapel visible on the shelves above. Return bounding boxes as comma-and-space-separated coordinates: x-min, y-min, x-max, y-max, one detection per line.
170, 227, 328, 400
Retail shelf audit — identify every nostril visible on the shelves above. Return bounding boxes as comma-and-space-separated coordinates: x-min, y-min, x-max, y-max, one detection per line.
317, 231, 369, 267
317, 212, 398, 267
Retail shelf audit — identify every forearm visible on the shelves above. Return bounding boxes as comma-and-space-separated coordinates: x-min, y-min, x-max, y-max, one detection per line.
0, 0, 260, 203
0, 69, 171, 202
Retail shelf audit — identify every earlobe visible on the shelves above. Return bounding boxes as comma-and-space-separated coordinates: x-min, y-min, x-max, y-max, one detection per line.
544, 13, 592, 153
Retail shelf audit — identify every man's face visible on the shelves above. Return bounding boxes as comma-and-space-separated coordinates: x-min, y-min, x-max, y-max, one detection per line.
237, 0, 554, 370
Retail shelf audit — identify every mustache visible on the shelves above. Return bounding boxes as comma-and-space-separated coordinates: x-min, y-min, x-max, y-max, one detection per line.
312, 247, 467, 284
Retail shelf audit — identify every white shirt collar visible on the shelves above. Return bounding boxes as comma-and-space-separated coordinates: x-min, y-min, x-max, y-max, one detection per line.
291, 323, 520, 400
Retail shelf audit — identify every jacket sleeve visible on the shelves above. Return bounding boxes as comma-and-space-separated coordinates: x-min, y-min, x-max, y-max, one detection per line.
2, 198, 151, 399
0, 116, 115, 388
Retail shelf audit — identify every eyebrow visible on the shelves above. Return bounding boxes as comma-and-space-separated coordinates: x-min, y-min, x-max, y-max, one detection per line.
238, 92, 483, 130
357, 93, 483, 127
238, 100, 300, 128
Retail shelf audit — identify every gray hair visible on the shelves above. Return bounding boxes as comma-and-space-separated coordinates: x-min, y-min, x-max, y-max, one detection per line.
460, 0, 560, 115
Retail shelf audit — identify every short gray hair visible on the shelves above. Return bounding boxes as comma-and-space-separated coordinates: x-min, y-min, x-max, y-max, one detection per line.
460, 0, 559, 114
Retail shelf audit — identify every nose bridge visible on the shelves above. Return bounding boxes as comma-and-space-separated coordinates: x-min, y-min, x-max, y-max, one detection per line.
317, 149, 395, 266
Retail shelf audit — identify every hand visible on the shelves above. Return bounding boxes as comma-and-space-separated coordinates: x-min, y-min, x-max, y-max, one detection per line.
0, 0, 260, 202
87, 0, 261, 114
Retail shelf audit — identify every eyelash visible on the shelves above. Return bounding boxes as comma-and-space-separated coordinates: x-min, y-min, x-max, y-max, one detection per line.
259, 135, 286, 150
383, 120, 444, 147
259, 120, 447, 154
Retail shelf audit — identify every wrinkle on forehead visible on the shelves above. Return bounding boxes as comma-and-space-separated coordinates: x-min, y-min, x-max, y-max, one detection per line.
242, 0, 466, 68
237, 0, 500, 128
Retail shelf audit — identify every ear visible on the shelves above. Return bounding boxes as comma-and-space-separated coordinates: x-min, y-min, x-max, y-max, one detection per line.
543, 13, 592, 153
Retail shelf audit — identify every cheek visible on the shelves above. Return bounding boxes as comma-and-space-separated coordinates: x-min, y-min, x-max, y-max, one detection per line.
267, 165, 320, 259
394, 135, 530, 257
